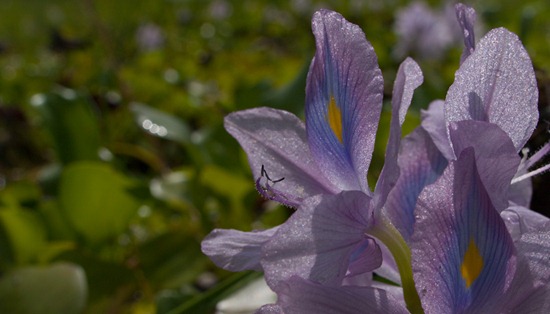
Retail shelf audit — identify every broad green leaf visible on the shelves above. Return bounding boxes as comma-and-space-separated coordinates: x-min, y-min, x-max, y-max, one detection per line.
59, 161, 140, 244
31, 88, 100, 164
0, 262, 87, 314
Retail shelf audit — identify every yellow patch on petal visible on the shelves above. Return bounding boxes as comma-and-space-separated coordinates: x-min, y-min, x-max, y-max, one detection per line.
461, 238, 484, 288
327, 96, 343, 143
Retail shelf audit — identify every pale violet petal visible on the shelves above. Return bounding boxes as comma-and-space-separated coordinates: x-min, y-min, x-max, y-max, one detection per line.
225, 107, 339, 207
201, 227, 279, 271
421, 100, 455, 160
267, 276, 409, 314
455, 3, 477, 63
261, 191, 380, 288
373, 57, 423, 210
445, 28, 538, 151
306, 9, 384, 192
449, 120, 520, 212
384, 127, 447, 240
411, 149, 516, 313
501, 205, 550, 241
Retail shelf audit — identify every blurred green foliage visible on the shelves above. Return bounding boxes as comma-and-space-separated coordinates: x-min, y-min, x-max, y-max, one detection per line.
0, 0, 548, 313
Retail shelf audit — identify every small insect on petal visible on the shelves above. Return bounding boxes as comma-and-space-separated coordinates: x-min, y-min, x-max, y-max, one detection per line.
460, 237, 484, 288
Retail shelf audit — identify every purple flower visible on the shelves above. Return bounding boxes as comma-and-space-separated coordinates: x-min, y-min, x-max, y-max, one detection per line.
410, 145, 550, 313
205, 3, 550, 313
404, 5, 550, 312
263, 3, 550, 313
386, 2, 548, 241
203, 8, 422, 281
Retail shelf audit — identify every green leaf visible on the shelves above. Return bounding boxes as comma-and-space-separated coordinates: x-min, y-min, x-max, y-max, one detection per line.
0, 262, 87, 314
59, 161, 140, 244
150, 169, 194, 204
55, 250, 133, 302
130, 102, 191, 145
163, 271, 260, 314
138, 230, 206, 289
199, 164, 254, 227
31, 88, 100, 164
0, 204, 47, 265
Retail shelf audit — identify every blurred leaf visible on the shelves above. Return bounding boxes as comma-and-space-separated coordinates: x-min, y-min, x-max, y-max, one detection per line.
0, 262, 87, 314
0, 203, 47, 264
0, 180, 41, 208
31, 88, 100, 164
164, 271, 260, 314
261, 60, 308, 115
150, 169, 194, 204
156, 289, 195, 314
139, 230, 206, 289
200, 164, 254, 227
56, 250, 134, 303
59, 161, 140, 244
130, 102, 191, 145
39, 199, 76, 241
200, 165, 251, 205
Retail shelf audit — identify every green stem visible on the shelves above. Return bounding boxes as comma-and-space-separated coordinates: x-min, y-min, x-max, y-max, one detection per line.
368, 218, 424, 314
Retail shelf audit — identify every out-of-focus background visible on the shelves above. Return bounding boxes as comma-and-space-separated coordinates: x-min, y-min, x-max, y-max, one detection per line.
0, 0, 548, 313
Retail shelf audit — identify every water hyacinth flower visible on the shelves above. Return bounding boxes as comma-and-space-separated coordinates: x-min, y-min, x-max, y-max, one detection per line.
203, 3, 550, 313
203, 7, 427, 311
202, 8, 422, 286
408, 7, 550, 311
385, 3, 547, 242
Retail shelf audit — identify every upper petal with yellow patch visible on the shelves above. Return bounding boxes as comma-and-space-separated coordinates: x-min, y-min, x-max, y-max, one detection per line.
305, 9, 384, 192
411, 148, 516, 314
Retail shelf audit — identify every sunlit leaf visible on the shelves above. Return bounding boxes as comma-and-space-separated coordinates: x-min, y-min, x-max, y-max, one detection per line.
59, 161, 140, 244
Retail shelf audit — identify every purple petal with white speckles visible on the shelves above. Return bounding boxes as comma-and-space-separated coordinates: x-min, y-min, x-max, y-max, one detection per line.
261, 191, 380, 288
373, 57, 423, 211
449, 120, 520, 212
260, 276, 408, 314
421, 100, 455, 160
384, 127, 447, 240
411, 148, 516, 313
225, 107, 339, 207
445, 28, 538, 151
201, 227, 279, 272
455, 3, 476, 63
306, 9, 384, 192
